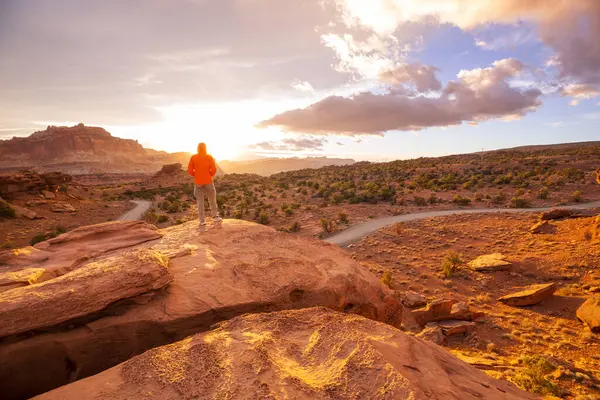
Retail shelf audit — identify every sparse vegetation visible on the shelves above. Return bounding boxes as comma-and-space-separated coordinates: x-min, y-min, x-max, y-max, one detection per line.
441, 251, 463, 277
381, 270, 393, 288
510, 355, 560, 396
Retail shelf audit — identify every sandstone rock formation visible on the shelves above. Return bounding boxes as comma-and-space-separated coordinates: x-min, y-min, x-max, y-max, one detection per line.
35, 307, 535, 400
541, 208, 573, 221
467, 253, 511, 272
51, 201, 76, 213
401, 290, 427, 308
0, 171, 73, 196
0, 220, 400, 399
577, 296, 600, 333
530, 220, 555, 234
0, 124, 193, 174
498, 283, 557, 307
158, 163, 183, 174
12, 204, 37, 220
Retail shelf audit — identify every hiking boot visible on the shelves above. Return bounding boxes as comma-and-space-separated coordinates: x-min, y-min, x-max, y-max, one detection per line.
213, 216, 222, 223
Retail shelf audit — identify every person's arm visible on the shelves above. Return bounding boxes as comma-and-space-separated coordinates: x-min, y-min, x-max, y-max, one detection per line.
209, 156, 217, 177
187, 157, 195, 177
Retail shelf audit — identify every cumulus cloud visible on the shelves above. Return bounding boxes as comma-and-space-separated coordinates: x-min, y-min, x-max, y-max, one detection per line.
561, 84, 600, 106
331, 0, 600, 92
252, 137, 327, 151
258, 58, 542, 135
291, 80, 315, 93
379, 63, 441, 92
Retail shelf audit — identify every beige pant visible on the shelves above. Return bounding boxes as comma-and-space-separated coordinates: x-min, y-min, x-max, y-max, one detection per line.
194, 183, 219, 221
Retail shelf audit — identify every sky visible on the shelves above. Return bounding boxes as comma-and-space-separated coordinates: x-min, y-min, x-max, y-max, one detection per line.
0, 0, 599, 161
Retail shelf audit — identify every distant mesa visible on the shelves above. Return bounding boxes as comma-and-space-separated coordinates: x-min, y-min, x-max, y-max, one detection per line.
0, 124, 355, 176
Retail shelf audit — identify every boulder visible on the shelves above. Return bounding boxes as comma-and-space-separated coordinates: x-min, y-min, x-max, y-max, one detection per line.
51, 202, 75, 213
438, 320, 477, 336
41, 190, 56, 200
0, 220, 163, 279
576, 296, 600, 333
0, 220, 401, 399
450, 301, 482, 321
468, 253, 511, 272
541, 208, 572, 221
530, 220, 555, 234
35, 308, 535, 400
0, 249, 173, 337
402, 291, 427, 308
416, 323, 445, 345
413, 298, 454, 326
26, 199, 48, 207
13, 205, 37, 220
158, 163, 183, 174
498, 283, 557, 306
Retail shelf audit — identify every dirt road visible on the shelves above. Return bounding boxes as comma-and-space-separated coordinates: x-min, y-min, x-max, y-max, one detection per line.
118, 200, 152, 221
325, 200, 600, 247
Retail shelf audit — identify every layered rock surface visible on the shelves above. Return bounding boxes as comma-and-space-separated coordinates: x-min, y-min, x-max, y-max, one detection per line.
0, 219, 400, 399
36, 307, 535, 400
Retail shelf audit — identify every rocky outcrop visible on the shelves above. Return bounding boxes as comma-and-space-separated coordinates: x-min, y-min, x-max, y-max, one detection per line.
577, 296, 600, 333
158, 163, 183, 174
0, 220, 400, 399
541, 208, 573, 221
51, 202, 76, 213
413, 299, 482, 326
402, 291, 427, 308
530, 220, 555, 234
35, 307, 535, 400
12, 204, 37, 220
0, 124, 193, 174
0, 171, 73, 196
468, 253, 511, 272
498, 283, 557, 306
0, 249, 172, 337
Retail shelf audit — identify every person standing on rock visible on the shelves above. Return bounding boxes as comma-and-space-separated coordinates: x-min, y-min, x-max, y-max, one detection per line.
187, 143, 221, 227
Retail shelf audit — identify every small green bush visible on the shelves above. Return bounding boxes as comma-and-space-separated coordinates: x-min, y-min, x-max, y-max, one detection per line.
0, 199, 16, 219
414, 196, 427, 206
381, 270, 393, 288
538, 187, 549, 199
571, 190, 582, 202
338, 212, 349, 224
320, 218, 335, 233
510, 197, 530, 208
30, 233, 48, 246
258, 212, 270, 225
442, 251, 463, 277
452, 195, 471, 206
510, 355, 560, 396
157, 214, 169, 223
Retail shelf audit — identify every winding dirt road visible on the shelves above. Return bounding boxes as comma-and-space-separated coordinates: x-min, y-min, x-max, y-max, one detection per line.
325, 200, 600, 247
118, 200, 152, 221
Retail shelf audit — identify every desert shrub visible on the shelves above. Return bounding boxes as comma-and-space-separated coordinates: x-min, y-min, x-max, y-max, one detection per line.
510, 355, 560, 396
452, 195, 471, 206
510, 197, 530, 208
428, 193, 439, 204
0, 199, 16, 219
393, 222, 404, 235
491, 193, 506, 204
413, 196, 427, 206
258, 212, 270, 225
157, 214, 169, 223
538, 187, 549, 199
167, 202, 181, 213
381, 270, 393, 288
338, 212, 349, 224
55, 226, 67, 235
143, 209, 158, 224
571, 190, 582, 202
473, 192, 484, 202
284, 221, 301, 232
58, 185, 68, 193
30, 233, 48, 246
442, 251, 463, 277
284, 208, 293, 216
515, 188, 525, 197
174, 218, 185, 225
320, 218, 335, 233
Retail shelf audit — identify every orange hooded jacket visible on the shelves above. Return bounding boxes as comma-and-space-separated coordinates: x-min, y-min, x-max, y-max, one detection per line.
188, 144, 217, 185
